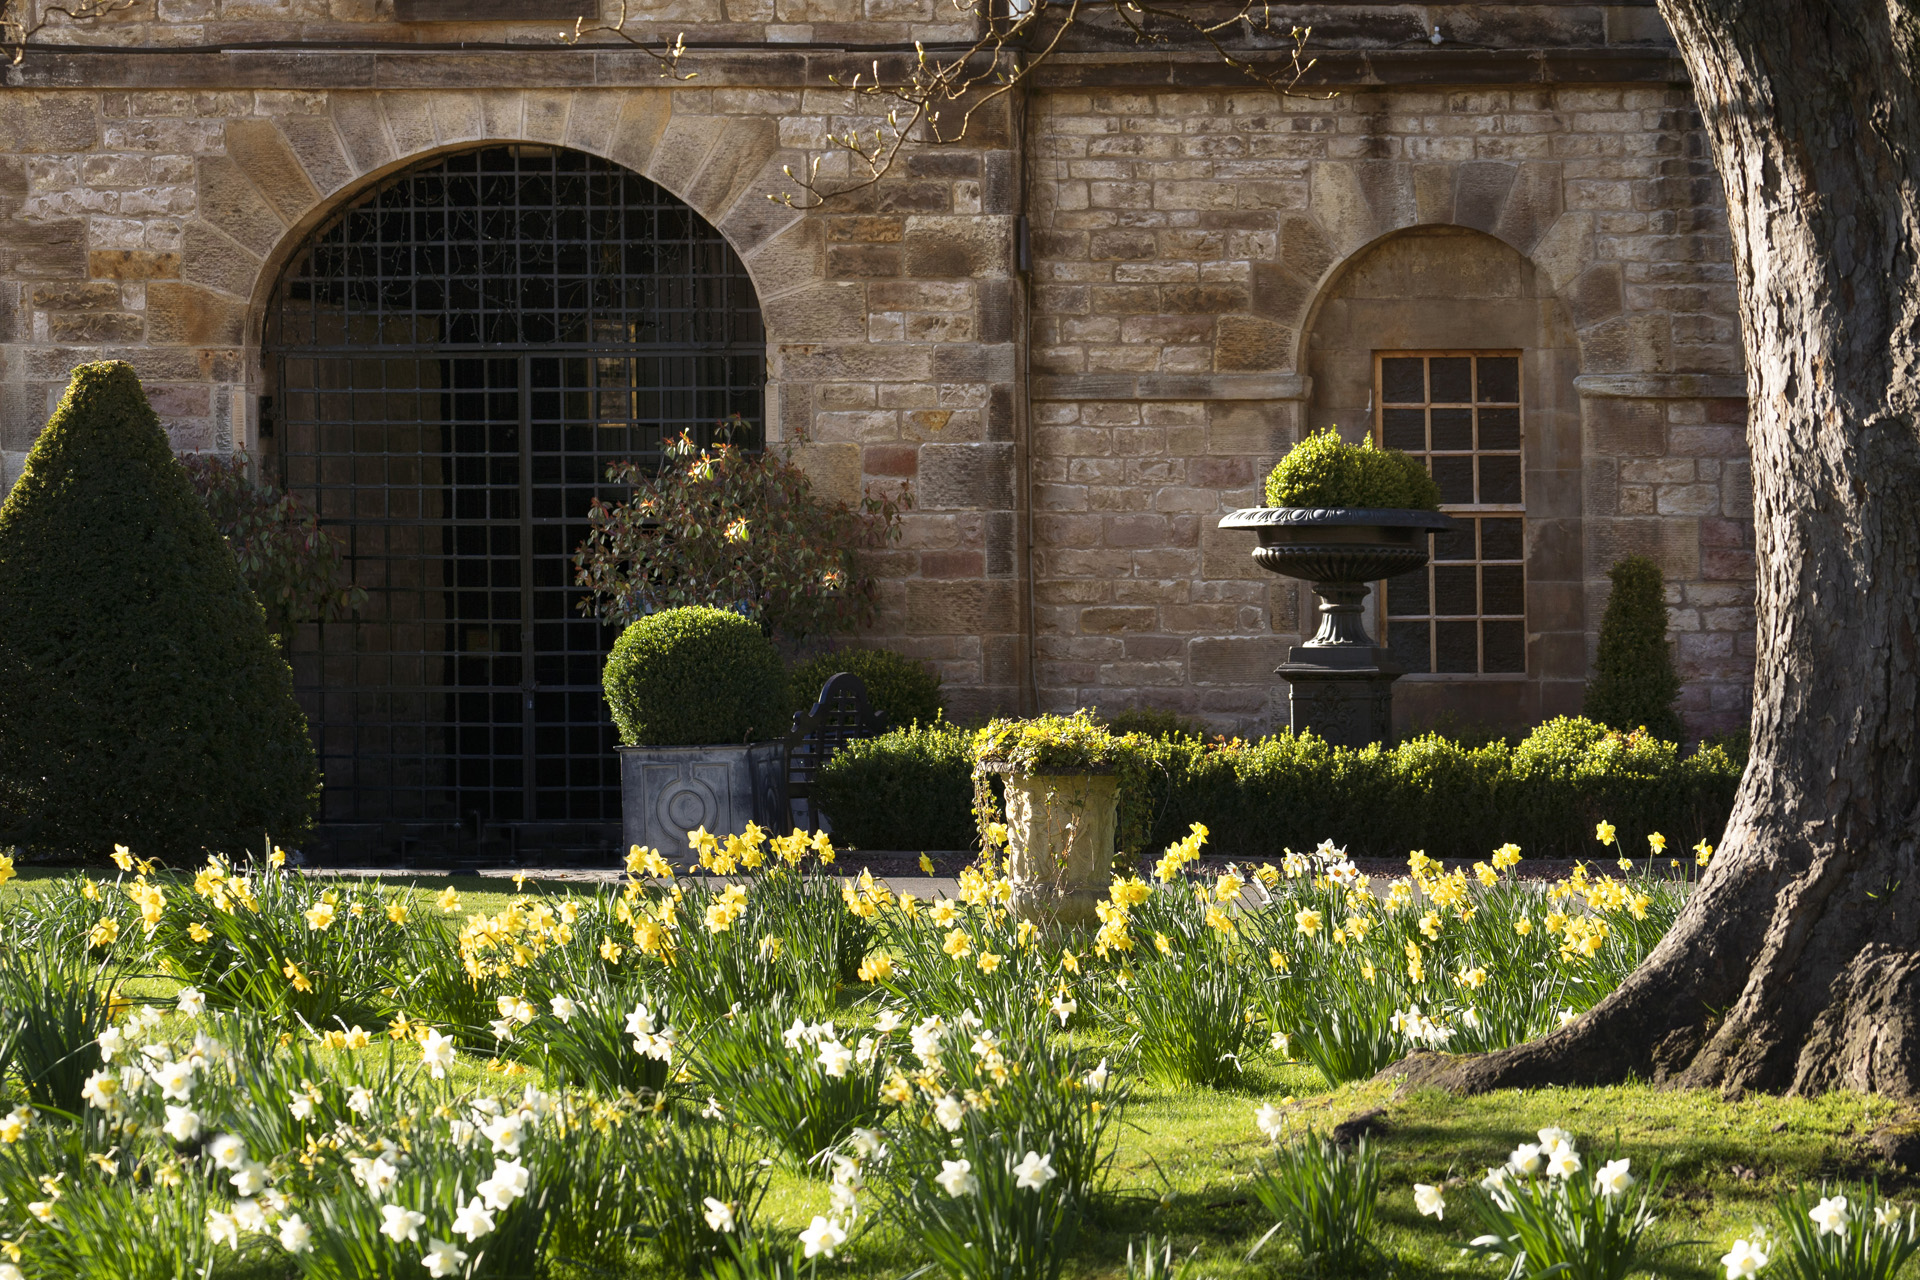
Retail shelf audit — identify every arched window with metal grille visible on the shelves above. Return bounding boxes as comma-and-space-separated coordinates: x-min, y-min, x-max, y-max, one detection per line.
266, 144, 765, 863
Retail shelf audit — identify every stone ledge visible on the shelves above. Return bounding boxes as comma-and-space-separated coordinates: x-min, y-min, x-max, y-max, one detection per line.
1574, 373, 1747, 399
1032, 372, 1309, 402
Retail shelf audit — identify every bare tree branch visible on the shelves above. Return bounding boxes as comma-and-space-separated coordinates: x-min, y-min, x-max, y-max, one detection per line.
568, 0, 1330, 207
1, 0, 142, 64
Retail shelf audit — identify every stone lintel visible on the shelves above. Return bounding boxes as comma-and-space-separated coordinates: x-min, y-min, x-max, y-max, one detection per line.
1031, 372, 1310, 403
1574, 373, 1748, 399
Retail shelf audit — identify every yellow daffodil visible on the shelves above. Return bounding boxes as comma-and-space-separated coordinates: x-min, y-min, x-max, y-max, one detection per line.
437, 887, 461, 913
1595, 820, 1616, 846
1294, 908, 1322, 935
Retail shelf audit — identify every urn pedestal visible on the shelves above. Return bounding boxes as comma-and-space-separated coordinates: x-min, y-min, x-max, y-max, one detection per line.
1218, 507, 1460, 748
996, 770, 1118, 928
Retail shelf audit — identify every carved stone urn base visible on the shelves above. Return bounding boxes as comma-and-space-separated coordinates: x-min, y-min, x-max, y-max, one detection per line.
1001, 771, 1118, 928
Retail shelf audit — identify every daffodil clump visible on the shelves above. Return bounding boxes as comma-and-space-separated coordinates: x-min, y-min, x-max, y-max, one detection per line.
1078, 823, 1691, 1088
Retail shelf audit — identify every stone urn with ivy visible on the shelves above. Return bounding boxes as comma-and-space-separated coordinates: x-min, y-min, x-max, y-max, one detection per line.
1220, 428, 1459, 747
971, 712, 1137, 927
603, 606, 789, 856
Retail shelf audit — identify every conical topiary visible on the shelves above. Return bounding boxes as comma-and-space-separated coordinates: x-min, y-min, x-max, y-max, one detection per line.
1583, 554, 1684, 743
0, 362, 319, 862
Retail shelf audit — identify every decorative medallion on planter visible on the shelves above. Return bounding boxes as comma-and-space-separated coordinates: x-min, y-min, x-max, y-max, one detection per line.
618, 742, 787, 855
1219, 506, 1460, 747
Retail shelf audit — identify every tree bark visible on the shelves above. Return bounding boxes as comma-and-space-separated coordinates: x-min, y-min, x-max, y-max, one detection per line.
1401, 0, 1920, 1099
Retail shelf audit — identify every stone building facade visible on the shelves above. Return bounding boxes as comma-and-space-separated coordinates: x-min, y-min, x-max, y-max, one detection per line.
0, 2, 1754, 845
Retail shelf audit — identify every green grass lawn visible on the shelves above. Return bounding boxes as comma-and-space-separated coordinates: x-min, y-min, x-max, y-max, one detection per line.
4, 865, 1909, 1278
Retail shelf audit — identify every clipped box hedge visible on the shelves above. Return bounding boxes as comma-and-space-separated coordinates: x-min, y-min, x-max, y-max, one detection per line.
810, 715, 1744, 861
811, 721, 977, 852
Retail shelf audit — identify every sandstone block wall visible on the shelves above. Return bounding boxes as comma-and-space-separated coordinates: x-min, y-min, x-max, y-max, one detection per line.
0, 7, 1756, 744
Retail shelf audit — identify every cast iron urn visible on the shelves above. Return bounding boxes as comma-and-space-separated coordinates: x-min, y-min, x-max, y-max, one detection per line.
1219, 506, 1460, 747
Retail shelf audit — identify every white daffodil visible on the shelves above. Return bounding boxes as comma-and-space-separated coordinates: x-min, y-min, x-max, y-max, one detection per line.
231, 1161, 270, 1198
549, 995, 579, 1023
1537, 1126, 1576, 1152
482, 1114, 525, 1156
934, 1094, 966, 1131
420, 1029, 456, 1079
1507, 1142, 1545, 1176
162, 1105, 201, 1143
453, 1197, 495, 1242
1721, 1237, 1769, 1278
206, 1210, 239, 1250
423, 1238, 469, 1278
478, 1158, 530, 1210
1594, 1158, 1634, 1198
1414, 1183, 1446, 1219
232, 1199, 268, 1234
278, 1214, 313, 1254
1810, 1195, 1850, 1237
151, 1060, 195, 1102
1546, 1147, 1582, 1180
97, 1026, 125, 1063
1050, 994, 1078, 1027
347, 1086, 373, 1116
703, 1197, 735, 1233
800, 1216, 846, 1259
850, 1128, 887, 1160
379, 1204, 426, 1244
208, 1133, 247, 1171
935, 1159, 978, 1197
1255, 1102, 1285, 1142
1012, 1150, 1056, 1191
817, 1039, 854, 1078
1877, 1203, 1902, 1228
176, 987, 207, 1017
1084, 1059, 1109, 1093
80, 1070, 117, 1110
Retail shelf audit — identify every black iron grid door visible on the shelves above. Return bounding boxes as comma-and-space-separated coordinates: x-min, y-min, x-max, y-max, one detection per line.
268, 146, 763, 848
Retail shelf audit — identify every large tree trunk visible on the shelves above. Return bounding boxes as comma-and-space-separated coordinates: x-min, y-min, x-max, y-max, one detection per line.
1403, 0, 1920, 1098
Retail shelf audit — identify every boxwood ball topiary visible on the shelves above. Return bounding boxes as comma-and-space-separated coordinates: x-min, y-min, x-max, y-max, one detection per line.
788, 647, 942, 727
604, 606, 789, 747
0, 361, 320, 862
1264, 427, 1442, 511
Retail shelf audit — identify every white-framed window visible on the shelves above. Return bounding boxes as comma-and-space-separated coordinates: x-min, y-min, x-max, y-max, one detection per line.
1376, 351, 1526, 676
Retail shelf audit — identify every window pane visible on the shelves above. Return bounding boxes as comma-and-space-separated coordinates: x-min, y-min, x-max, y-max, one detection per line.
1436, 621, 1478, 672
1429, 357, 1472, 402
1483, 621, 1526, 673
1482, 564, 1525, 614
1382, 407, 1425, 451
1480, 517, 1524, 561
1477, 355, 1519, 402
1434, 456, 1475, 505
1434, 565, 1478, 615
1430, 407, 1474, 451
1480, 455, 1523, 504
1387, 569, 1429, 616
1382, 358, 1425, 403
1389, 620, 1430, 674
1478, 406, 1521, 450
1433, 522, 1473, 561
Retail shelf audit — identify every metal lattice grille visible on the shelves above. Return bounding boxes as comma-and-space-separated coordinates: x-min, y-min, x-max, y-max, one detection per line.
268, 145, 764, 857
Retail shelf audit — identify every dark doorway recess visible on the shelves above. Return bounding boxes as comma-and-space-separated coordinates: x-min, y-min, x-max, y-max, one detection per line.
267, 144, 765, 864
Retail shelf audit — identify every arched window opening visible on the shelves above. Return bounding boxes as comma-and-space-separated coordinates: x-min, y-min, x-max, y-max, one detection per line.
267, 144, 765, 861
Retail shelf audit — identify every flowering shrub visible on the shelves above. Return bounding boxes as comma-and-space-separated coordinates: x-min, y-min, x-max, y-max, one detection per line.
572, 419, 911, 641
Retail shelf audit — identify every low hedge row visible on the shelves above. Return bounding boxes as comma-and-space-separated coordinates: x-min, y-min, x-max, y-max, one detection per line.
810, 721, 976, 852
811, 715, 1745, 861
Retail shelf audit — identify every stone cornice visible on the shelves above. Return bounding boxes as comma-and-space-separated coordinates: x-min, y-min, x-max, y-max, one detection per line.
1574, 374, 1748, 399
1032, 372, 1309, 402
6, 43, 1689, 90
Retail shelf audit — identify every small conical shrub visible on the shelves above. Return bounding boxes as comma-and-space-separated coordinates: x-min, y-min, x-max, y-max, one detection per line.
1583, 554, 1684, 742
0, 362, 319, 861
